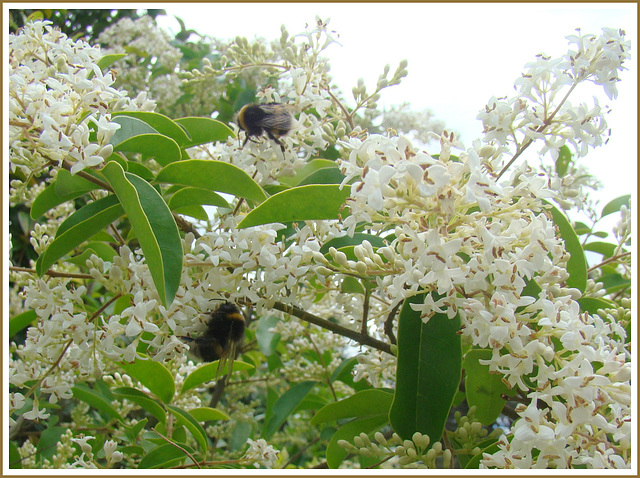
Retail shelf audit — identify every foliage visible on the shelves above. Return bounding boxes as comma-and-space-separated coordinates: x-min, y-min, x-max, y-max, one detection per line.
8, 15, 632, 470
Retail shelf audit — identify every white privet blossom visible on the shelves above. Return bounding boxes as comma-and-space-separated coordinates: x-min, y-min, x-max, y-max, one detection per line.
243, 438, 280, 468
8, 19, 630, 470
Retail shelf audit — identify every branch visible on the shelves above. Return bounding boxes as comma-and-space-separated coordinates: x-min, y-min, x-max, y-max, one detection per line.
271, 301, 392, 355
9, 266, 94, 280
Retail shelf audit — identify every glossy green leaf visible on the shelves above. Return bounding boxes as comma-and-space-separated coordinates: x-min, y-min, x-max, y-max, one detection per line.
110, 115, 159, 146
96, 53, 127, 71
584, 241, 622, 259
137, 442, 196, 469
264, 381, 316, 439
311, 389, 393, 425
35, 195, 124, 276
463, 349, 510, 425
119, 357, 175, 404
188, 407, 229, 422
181, 360, 254, 393
168, 187, 230, 211
298, 167, 345, 186
9, 440, 21, 469
601, 194, 630, 218
114, 133, 182, 166
101, 162, 183, 307
578, 297, 616, 315
280, 159, 338, 186
9, 309, 37, 338
112, 387, 167, 424
330, 357, 372, 392
156, 159, 267, 203
389, 293, 462, 441
36, 426, 67, 462
326, 415, 389, 469
255, 315, 281, 356
31, 170, 99, 219
238, 184, 350, 229
112, 111, 191, 146
546, 202, 588, 292
167, 405, 208, 453
173, 205, 208, 221
465, 440, 502, 469
174, 116, 235, 148
72, 384, 123, 422
555, 144, 572, 177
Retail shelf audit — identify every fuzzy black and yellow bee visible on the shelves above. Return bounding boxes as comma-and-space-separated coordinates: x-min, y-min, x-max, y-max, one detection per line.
237, 102, 295, 153
180, 302, 245, 375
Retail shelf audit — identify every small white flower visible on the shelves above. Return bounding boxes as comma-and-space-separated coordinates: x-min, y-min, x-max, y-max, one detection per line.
244, 438, 280, 468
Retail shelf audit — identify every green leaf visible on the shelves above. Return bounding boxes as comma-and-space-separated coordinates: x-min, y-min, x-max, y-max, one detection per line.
137, 442, 196, 469
311, 389, 393, 425
555, 144, 572, 177
255, 315, 281, 356
156, 159, 267, 203
123, 418, 149, 442
167, 405, 209, 453
110, 116, 159, 146
601, 194, 630, 218
9, 440, 21, 469
298, 167, 345, 186
72, 383, 123, 422
238, 184, 350, 229
188, 407, 229, 422
96, 53, 127, 71
264, 381, 316, 439
174, 116, 235, 148
326, 415, 389, 469
112, 111, 191, 146
35, 195, 124, 276
389, 293, 462, 442
31, 171, 99, 219
181, 360, 254, 394
280, 159, 338, 186
9, 309, 37, 338
584, 241, 620, 259
463, 349, 510, 425
578, 297, 616, 315
114, 133, 182, 166
229, 421, 253, 452
465, 440, 502, 469
168, 187, 230, 211
546, 202, 587, 292
36, 425, 67, 462
101, 162, 183, 307
119, 357, 175, 404
112, 387, 167, 424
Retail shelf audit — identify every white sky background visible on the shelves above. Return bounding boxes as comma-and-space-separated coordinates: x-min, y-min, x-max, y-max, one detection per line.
156, 2, 637, 232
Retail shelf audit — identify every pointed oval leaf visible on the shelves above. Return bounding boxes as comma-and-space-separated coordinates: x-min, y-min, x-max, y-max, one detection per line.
138, 442, 196, 469
35, 195, 124, 276
263, 381, 316, 439
311, 389, 393, 425
119, 357, 175, 404
114, 133, 182, 166
545, 202, 587, 292
112, 111, 191, 146
167, 405, 208, 453
463, 349, 510, 425
96, 53, 127, 71
112, 387, 167, 424
31, 171, 99, 219
601, 194, 630, 218
188, 407, 229, 422
110, 116, 159, 146
71, 384, 123, 422
238, 184, 350, 229
101, 162, 183, 307
156, 159, 266, 203
389, 293, 462, 442
174, 116, 234, 148
168, 187, 230, 211
9, 309, 38, 339
181, 360, 254, 394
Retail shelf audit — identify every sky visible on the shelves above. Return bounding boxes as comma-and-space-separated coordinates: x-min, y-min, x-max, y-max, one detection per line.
156, 2, 637, 231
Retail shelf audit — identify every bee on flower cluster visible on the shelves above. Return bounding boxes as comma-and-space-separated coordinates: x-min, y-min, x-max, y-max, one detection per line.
237, 102, 296, 153
180, 302, 246, 374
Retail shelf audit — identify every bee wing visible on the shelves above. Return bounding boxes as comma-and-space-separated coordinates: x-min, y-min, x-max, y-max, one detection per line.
257, 104, 294, 131
215, 341, 237, 378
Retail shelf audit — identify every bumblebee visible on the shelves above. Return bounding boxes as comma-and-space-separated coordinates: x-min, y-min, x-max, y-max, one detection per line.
180, 302, 245, 374
237, 102, 295, 153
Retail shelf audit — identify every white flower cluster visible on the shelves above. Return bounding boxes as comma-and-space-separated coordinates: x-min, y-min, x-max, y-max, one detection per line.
243, 438, 280, 468
478, 28, 630, 164
8, 21, 154, 183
